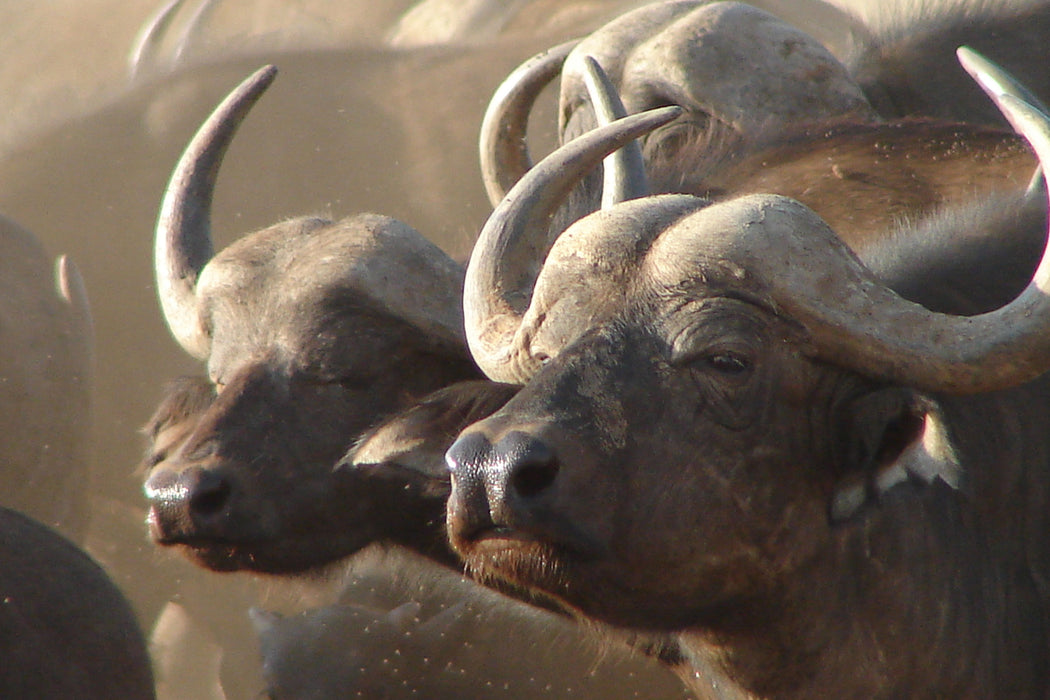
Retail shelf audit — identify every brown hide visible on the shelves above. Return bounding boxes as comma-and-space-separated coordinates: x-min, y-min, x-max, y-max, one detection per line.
664, 119, 1036, 248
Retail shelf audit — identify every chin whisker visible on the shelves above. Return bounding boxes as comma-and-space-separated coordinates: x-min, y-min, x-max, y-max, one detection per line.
462, 540, 571, 598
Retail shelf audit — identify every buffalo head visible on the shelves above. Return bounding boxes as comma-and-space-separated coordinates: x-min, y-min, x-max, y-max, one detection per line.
143, 66, 480, 573
447, 52, 1050, 695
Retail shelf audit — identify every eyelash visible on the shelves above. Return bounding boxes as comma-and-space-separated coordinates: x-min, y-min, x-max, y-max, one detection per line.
703, 352, 751, 375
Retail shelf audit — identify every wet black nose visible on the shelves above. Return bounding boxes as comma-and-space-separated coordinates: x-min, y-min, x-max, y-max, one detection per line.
145, 466, 234, 538
446, 429, 560, 535
185, 468, 233, 519
445, 430, 492, 483
447, 430, 560, 502
498, 431, 560, 501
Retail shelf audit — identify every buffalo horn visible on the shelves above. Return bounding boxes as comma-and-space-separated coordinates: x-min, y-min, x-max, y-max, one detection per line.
127, 0, 185, 78
154, 64, 276, 359
580, 55, 650, 208
786, 53, 1050, 394
55, 255, 95, 366
956, 46, 1050, 117
465, 106, 682, 382
479, 40, 578, 207
958, 45, 1048, 201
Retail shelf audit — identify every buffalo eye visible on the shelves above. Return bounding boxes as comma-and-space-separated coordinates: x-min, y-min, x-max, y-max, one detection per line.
337, 375, 374, 391
703, 352, 751, 376
144, 448, 169, 470
689, 348, 764, 431
330, 367, 383, 392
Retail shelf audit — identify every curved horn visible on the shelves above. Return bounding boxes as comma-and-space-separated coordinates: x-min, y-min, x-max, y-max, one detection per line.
784, 56, 1050, 394
479, 40, 578, 207
958, 45, 1048, 201
55, 255, 95, 369
128, 0, 185, 78
465, 106, 682, 382
154, 64, 276, 359
956, 46, 1050, 117
171, 0, 217, 63
580, 55, 650, 208
1026, 166, 1046, 202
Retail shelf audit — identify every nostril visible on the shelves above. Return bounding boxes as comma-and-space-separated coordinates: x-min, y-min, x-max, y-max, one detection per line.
512, 457, 559, 499
503, 433, 559, 500
188, 471, 232, 519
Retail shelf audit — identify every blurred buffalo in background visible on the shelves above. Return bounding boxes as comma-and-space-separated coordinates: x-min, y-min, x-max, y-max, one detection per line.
0, 215, 92, 541
0, 506, 154, 698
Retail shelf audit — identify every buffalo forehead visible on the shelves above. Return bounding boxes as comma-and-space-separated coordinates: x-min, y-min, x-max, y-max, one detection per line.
198, 213, 465, 350
531, 193, 832, 324
523, 194, 846, 363
521, 195, 703, 351
541, 194, 703, 281
565, 1, 871, 131
645, 194, 849, 294
630, 3, 870, 126
561, 0, 704, 101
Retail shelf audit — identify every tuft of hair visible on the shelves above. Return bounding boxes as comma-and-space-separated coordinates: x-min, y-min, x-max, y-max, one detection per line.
861, 185, 1046, 315
840, 0, 1050, 125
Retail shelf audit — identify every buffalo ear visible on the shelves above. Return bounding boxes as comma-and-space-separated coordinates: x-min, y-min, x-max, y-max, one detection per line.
831, 389, 962, 522
340, 380, 519, 479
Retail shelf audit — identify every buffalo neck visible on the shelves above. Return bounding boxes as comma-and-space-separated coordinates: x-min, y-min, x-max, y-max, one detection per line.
675, 474, 1049, 698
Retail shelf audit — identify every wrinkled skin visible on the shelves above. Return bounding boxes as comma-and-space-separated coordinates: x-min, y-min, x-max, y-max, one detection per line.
135, 54, 686, 697
0, 3, 859, 698
448, 193, 1050, 697
144, 377, 693, 697
140, 375, 214, 476
0, 507, 155, 699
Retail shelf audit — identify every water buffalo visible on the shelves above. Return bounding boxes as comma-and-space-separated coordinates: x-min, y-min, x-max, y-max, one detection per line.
0, 507, 154, 698
141, 65, 486, 574
480, 1, 1042, 246
144, 370, 517, 571
0, 215, 93, 541
137, 58, 665, 574
445, 55, 1050, 696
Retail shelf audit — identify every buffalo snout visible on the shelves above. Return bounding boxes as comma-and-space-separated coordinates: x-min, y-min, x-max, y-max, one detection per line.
145, 464, 235, 543
446, 427, 561, 544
